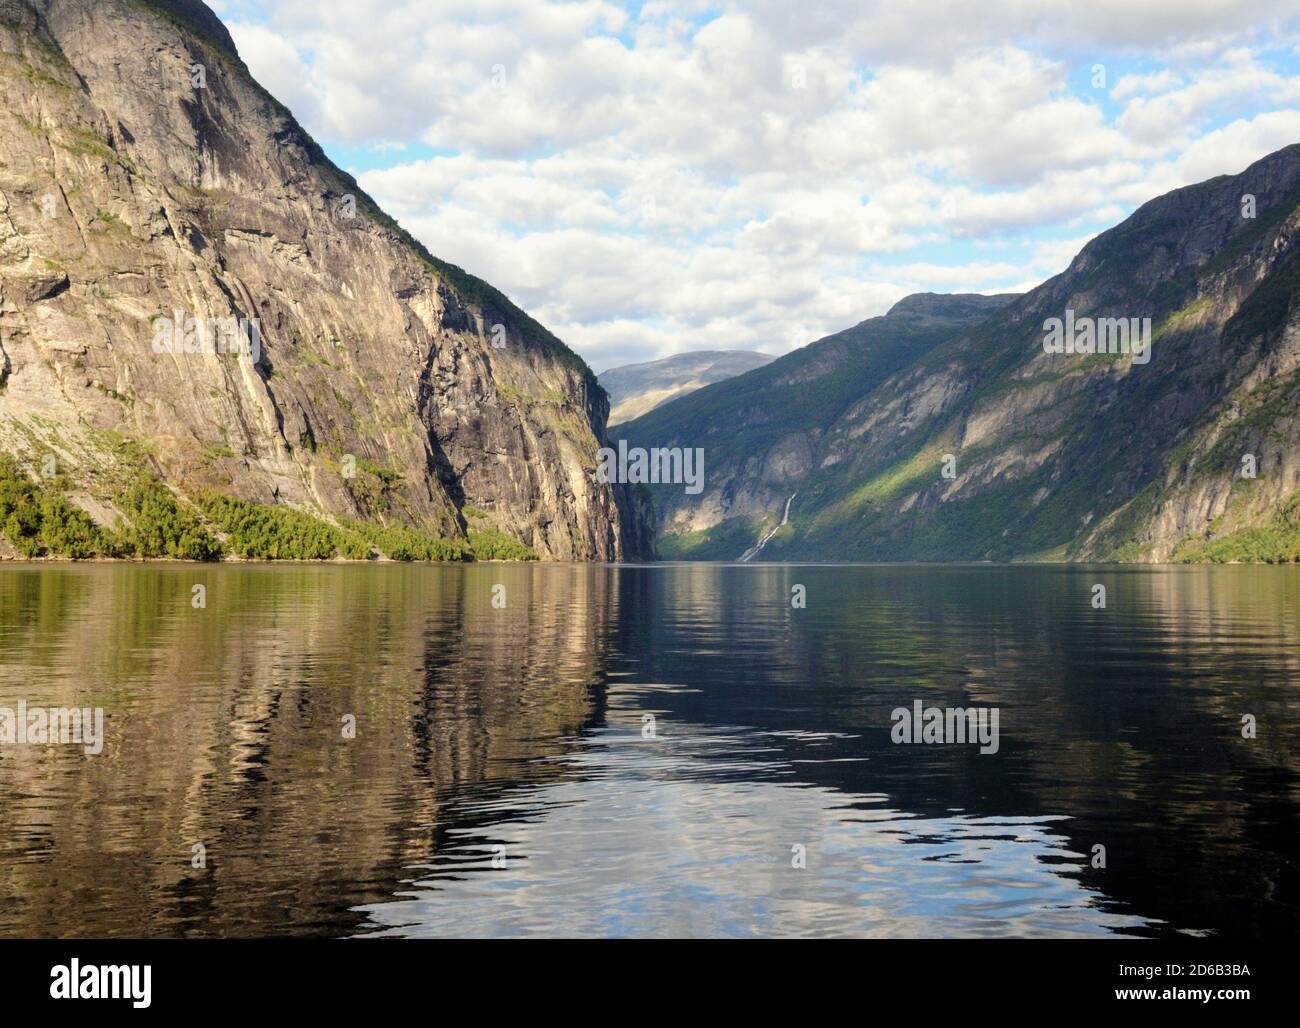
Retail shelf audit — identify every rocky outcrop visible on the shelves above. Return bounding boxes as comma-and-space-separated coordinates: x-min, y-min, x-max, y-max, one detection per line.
0, 0, 642, 559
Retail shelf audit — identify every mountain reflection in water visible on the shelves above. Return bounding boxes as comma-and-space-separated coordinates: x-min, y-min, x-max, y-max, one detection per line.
0, 563, 1296, 938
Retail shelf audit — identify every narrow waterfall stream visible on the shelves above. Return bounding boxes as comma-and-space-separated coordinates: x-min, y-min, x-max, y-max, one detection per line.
738, 492, 797, 562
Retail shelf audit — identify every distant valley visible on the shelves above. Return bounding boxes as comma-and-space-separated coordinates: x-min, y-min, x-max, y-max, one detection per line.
599, 350, 774, 426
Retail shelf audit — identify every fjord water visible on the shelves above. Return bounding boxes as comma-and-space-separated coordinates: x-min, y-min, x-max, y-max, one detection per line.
0, 563, 1296, 938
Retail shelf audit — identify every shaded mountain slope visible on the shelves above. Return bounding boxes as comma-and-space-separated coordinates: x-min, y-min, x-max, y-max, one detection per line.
616, 293, 1018, 558
620, 143, 1300, 563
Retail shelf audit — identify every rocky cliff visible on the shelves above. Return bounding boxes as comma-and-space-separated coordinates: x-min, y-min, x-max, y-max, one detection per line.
0, 0, 639, 560
620, 143, 1300, 563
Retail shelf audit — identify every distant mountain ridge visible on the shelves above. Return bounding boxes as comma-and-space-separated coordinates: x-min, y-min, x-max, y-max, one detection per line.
599, 350, 774, 425
618, 142, 1300, 563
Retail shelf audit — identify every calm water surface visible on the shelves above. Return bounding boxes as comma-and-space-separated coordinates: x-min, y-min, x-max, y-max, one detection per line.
0, 563, 1297, 938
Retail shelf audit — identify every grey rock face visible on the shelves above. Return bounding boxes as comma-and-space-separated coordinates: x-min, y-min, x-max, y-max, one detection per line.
0, 0, 642, 559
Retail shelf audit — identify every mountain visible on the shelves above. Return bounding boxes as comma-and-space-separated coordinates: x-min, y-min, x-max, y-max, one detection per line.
616, 293, 1017, 557
0, 0, 642, 560
618, 143, 1300, 563
599, 350, 774, 426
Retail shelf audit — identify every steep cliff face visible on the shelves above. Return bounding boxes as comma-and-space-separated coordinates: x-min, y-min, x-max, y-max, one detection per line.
1070, 148, 1300, 561
621, 144, 1300, 563
0, 0, 637, 559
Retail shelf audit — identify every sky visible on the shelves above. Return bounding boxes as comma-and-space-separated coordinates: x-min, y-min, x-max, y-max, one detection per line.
209, 0, 1300, 372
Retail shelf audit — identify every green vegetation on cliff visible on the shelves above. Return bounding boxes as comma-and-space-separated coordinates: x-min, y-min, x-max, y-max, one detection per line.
0, 458, 536, 561
197, 494, 371, 560
468, 528, 539, 561
339, 516, 469, 562
1173, 493, 1300, 563
0, 457, 112, 558
115, 473, 222, 560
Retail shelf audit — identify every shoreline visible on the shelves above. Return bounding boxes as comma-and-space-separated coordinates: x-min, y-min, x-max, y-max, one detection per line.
0, 558, 533, 565
2, 556, 1296, 567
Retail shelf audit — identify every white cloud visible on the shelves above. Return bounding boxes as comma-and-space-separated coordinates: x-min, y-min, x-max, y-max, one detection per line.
1117, 48, 1300, 148
227, 1, 1300, 369
1171, 108, 1300, 183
